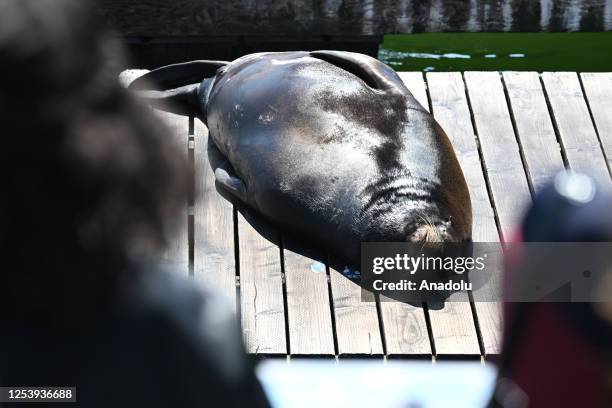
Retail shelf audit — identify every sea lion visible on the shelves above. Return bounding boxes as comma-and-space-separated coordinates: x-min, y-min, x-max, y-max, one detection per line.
129, 51, 472, 269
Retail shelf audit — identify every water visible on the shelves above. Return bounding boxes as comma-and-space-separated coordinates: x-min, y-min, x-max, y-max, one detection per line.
310, 262, 325, 273
379, 32, 612, 72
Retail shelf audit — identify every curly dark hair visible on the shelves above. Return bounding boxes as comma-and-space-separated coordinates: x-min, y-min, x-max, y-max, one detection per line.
0, 0, 189, 322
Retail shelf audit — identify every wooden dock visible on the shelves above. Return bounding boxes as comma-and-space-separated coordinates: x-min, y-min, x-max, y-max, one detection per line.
121, 70, 612, 359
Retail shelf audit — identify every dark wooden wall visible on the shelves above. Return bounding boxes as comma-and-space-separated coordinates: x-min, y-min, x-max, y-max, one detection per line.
95, 0, 612, 67
119, 35, 382, 68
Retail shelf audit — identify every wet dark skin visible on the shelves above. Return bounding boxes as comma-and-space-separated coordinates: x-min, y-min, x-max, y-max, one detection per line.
130, 51, 472, 269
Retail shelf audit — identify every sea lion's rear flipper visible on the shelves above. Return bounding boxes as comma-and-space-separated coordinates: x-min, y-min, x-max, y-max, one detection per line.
128, 60, 228, 115
215, 164, 247, 203
310, 51, 406, 94
128, 60, 229, 91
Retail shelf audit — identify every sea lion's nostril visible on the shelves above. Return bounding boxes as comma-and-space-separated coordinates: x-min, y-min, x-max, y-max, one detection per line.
441, 218, 453, 230
407, 224, 443, 244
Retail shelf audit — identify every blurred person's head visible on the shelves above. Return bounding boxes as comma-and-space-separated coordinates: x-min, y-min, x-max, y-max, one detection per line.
0, 0, 188, 323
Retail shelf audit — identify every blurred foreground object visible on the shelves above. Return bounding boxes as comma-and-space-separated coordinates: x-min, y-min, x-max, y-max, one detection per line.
0, 1, 268, 406
491, 171, 612, 407
2, 267, 270, 407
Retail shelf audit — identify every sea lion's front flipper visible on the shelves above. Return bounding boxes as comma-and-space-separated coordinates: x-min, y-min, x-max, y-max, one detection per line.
214, 164, 247, 203
310, 50, 406, 94
128, 60, 229, 91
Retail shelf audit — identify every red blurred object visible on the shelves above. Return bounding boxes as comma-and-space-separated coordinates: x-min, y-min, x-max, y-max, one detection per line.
491, 172, 612, 407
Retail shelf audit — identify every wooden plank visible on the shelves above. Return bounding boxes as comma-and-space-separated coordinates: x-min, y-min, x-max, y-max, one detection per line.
119, 69, 189, 276
579, 73, 612, 179
503, 72, 566, 193
464, 72, 532, 241
402, 72, 480, 357
426, 72, 499, 356
401, 72, 429, 112
541, 72, 610, 185
328, 265, 383, 355
374, 72, 431, 357
405, 72, 482, 359
193, 119, 237, 307
379, 298, 433, 356
426, 73, 499, 243
393, 72, 479, 357
283, 242, 335, 355
238, 211, 287, 354
463, 72, 533, 355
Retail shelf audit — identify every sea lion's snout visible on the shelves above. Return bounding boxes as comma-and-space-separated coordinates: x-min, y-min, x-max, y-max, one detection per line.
406, 218, 472, 278
406, 218, 464, 245
408, 224, 444, 244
